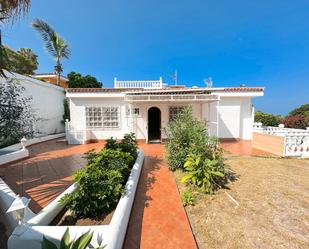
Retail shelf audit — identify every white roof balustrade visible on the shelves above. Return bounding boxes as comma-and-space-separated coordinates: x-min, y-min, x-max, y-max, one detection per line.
114, 77, 163, 89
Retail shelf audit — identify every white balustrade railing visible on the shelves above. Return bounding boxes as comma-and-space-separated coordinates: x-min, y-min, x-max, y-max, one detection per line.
285, 135, 309, 158
114, 77, 163, 89
253, 122, 309, 157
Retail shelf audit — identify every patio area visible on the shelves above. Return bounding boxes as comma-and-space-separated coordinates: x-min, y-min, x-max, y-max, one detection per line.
0, 139, 197, 248
0, 138, 269, 248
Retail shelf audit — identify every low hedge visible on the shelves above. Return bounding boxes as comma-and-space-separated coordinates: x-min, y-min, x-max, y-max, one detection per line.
61, 133, 138, 218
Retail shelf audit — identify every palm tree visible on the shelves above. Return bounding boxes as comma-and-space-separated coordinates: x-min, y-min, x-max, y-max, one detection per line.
32, 19, 70, 85
0, 0, 31, 23
0, 0, 31, 77
17, 48, 38, 67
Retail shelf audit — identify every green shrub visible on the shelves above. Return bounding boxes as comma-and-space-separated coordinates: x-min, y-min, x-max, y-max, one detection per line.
254, 111, 282, 126
105, 133, 138, 160
118, 133, 138, 160
62, 133, 138, 218
181, 152, 225, 194
105, 137, 118, 150
288, 104, 309, 118
164, 106, 217, 171
181, 191, 195, 206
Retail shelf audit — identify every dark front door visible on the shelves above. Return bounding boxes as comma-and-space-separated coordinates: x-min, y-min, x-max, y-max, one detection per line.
148, 107, 161, 143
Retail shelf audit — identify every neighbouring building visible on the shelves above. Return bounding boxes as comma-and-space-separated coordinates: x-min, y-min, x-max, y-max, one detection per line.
65, 77, 264, 144
32, 73, 69, 88
1, 72, 66, 136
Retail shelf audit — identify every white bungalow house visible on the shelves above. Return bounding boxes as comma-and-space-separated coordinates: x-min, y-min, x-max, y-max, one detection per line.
65, 78, 264, 144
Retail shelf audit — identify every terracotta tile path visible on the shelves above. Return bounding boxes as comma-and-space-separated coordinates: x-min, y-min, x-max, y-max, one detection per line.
123, 142, 197, 249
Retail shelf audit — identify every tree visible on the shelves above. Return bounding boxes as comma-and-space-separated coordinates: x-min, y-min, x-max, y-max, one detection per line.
0, 78, 37, 148
0, 0, 31, 77
32, 19, 70, 85
0, 0, 31, 23
17, 48, 38, 67
67, 71, 102, 88
2, 46, 38, 74
282, 116, 309, 129
288, 104, 309, 118
254, 111, 282, 126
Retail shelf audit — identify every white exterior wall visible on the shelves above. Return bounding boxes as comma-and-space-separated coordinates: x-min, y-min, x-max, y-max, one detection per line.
70, 97, 131, 140
69, 99, 207, 140
68, 94, 256, 142
131, 102, 203, 140
1, 72, 65, 136
218, 97, 253, 139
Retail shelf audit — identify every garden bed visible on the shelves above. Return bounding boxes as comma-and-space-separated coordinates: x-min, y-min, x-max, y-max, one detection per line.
50, 208, 114, 226
8, 133, 144, 249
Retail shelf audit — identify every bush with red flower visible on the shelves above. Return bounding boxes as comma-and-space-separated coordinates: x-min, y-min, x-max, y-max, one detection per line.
282, 116, 309, 129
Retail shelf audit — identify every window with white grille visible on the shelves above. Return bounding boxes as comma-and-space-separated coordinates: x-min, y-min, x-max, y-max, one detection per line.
86, 106, 120, 128
169, 106, 185, 121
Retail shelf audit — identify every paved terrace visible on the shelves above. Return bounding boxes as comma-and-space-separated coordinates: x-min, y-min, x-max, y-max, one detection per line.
0, 138, 268, 248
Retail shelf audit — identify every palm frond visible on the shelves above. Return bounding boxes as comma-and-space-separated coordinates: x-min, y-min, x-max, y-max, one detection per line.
32, 18, 70, 61
57, 37, 70, 59
0, 0, 31, 23
32, 19, 57, 57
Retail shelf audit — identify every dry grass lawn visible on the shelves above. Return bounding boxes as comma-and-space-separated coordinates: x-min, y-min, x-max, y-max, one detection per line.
175, 155, 309, 249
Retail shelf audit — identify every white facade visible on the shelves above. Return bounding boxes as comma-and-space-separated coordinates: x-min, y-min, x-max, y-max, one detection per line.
1, 72, 66, 136
66, 81, 264, 144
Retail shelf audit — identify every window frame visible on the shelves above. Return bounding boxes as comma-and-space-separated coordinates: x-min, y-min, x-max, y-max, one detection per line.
85, 105, 121, 129
169, 106, 185, 121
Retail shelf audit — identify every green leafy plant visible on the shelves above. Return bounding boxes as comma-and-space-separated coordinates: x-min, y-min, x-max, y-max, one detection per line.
0, 78, 37, 148
61, 133, 138, 218
119, 133, 138, 161
164, 106, 217, 171
288, 104, 309, 118
67, 71, 102, 88
105, 133, 138, 161
181, 153, 225, 194
181, 190, 195, 206
62, 99, 70, 124
1, 46, 38, 75
105, 137, 118, 150
254, 111, 282, 127
41, 228, 104, 249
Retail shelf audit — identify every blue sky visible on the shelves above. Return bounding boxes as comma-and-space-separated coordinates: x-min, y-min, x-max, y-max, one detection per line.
3, 0, 309, 115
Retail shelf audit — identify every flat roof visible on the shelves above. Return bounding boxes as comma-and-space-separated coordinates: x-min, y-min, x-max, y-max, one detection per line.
66, 86, 264, 94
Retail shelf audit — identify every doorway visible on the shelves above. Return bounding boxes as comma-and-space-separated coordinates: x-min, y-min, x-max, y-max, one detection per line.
148, 107, 161, 143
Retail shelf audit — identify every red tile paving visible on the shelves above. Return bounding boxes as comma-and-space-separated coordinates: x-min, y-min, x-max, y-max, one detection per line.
220, 139, 273, 156
123, 142, 197, 249
0, 138, 105, 213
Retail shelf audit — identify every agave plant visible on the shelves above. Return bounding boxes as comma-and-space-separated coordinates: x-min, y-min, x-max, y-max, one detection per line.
41, 228, 104, 249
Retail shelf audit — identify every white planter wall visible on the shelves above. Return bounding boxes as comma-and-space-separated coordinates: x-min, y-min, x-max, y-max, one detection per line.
7, 150, 145, 249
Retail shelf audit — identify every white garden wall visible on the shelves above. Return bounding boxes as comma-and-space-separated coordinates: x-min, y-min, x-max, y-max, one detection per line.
1, 72, 65, 136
